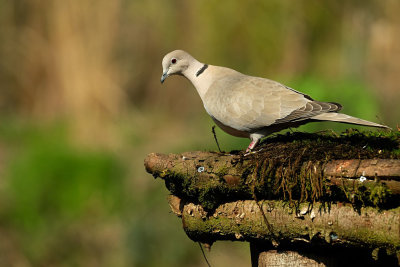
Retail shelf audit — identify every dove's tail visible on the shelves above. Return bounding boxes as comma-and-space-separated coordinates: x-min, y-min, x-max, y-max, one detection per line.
311, 113, 391, 129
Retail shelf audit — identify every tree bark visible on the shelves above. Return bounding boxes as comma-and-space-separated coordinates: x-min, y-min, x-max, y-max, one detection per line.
168, 196, 399, 248
144, 140, 400, 265
251, 245, 325, 267
145, 152, 400, 210
169, 195, 400, 265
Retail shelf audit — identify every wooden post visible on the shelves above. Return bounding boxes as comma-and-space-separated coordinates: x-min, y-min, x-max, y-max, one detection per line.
250, 244, 326, 267
144, 132, 400, 265
165, 195, 399, 265
249, 241, 399, 266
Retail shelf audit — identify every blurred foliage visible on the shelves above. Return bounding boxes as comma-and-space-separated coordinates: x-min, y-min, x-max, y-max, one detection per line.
0, 121, 126, 266
0, 0, 398, 266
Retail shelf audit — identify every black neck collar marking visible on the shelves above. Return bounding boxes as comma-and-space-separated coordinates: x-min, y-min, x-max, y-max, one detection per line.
196, 64, 208, 77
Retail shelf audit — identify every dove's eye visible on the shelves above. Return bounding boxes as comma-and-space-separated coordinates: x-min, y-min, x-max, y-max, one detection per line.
171, 58, 177, 64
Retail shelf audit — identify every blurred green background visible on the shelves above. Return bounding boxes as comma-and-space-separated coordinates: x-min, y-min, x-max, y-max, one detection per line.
0, 0, 399, 266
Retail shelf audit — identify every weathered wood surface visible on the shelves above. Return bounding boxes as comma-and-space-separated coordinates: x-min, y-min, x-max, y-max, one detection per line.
324, 159, 400, 180
146, 152, 400, 183
168, 196, 400, 249
144, 134, 400, 265
145, 152, 400, 210
250, 246, 326, 267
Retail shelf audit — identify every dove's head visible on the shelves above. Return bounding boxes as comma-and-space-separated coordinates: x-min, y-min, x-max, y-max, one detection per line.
161, 50, 195, 83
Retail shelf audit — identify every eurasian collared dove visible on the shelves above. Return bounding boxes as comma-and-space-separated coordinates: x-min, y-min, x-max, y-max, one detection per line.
161, 50, 390, 152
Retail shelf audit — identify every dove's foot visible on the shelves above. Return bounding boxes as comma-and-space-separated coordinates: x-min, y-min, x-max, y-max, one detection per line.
245, 138, 260, 153
245, 141, 255, 153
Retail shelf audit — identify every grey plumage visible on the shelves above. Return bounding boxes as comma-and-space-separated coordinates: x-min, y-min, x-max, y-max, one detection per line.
161, 50, 390, 152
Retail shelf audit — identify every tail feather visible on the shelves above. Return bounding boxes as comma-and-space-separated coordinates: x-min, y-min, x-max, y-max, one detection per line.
311, 113, 390, 129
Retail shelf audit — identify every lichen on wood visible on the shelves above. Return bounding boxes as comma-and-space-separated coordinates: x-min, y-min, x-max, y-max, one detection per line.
145, 130, 400, 265
145, 131, 400, 211
168, 196, 400, 252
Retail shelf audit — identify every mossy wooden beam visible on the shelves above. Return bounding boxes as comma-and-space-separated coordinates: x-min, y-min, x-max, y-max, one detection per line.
145, 152, 400, 210
168, 195, 400, 254
145, 132, 400, 265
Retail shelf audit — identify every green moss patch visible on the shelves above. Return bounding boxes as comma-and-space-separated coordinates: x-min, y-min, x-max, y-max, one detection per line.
239, 130, 400, 210
159, 130, 400, 211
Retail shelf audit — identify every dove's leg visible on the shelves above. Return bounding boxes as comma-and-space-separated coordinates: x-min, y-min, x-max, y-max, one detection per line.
246, 134, 263, 152
245, 140, 258, 152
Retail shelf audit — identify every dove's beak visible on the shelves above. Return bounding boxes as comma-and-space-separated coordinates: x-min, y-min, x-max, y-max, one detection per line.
161, 71, 168, 84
